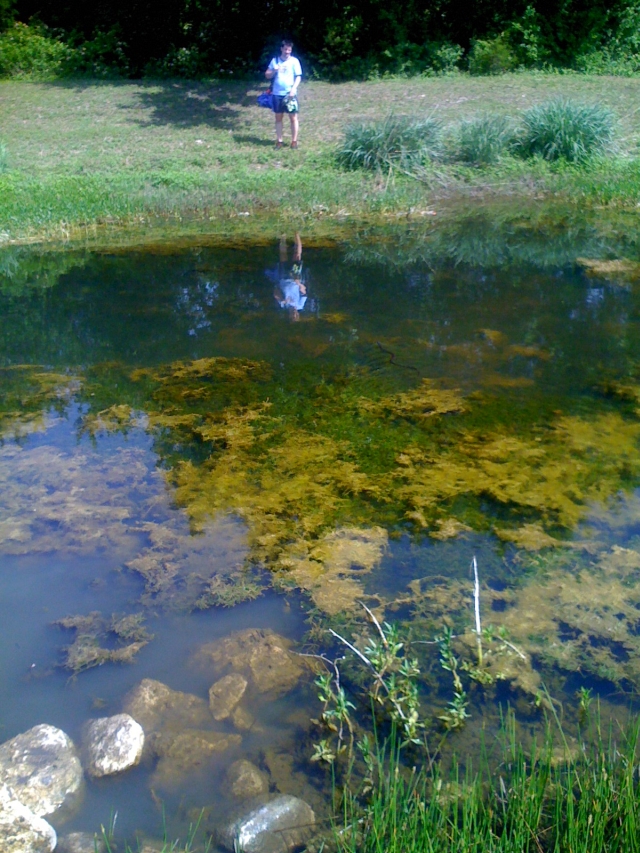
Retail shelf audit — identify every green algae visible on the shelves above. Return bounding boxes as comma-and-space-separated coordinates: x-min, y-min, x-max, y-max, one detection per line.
54, 611, 152, 673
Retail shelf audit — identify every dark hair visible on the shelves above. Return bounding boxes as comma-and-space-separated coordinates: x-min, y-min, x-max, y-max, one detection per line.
281, 39, 293, 48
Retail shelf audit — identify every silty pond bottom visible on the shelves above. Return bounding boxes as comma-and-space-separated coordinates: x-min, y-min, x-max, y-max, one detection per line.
4, 210, 640, 847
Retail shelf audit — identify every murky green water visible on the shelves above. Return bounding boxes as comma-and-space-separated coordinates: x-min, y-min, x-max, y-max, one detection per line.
4, 210, 640, 847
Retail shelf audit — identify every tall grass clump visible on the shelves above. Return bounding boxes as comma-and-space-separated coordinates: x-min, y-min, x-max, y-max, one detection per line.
456, 114, 515, 165
336, 115, 442, 173
516, 98, 615, 163
337, 716, 640, 853
0, 143, 8, 174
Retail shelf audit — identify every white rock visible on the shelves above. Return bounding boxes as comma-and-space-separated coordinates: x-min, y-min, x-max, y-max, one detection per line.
0, 725, 83, 818
83, 714, 144, 778
218, 794, 316, 853
0, 787, 57, 853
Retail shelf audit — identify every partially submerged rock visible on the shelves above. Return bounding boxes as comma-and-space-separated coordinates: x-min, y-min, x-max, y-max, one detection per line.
0, 788, 57, 853
0, 725, 83, 818
226, 760, 269, 799
122, 678, 211, 736
218, 794, 316, 853
56, 831, 106, 853
209, 674, 248, 720
195, 629, 306, 697
82, 714, 144, 778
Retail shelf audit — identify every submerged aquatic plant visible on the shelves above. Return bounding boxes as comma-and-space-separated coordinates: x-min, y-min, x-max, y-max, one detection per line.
516, 98, 615, 163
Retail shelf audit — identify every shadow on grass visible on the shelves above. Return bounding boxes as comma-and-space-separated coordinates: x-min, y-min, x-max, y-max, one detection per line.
232, 134, 274, 147
48, 77, 261, 131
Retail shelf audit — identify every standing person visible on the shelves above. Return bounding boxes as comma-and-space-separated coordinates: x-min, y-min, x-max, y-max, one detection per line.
265, 40, 302, 149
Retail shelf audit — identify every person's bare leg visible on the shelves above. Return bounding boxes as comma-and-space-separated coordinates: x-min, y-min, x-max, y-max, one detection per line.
275, 113, 284, 145
290, 113, 299, 146
293, 232, 302, 261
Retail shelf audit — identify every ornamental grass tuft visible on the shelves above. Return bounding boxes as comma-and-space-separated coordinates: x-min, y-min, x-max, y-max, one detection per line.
516, 98, 615, 163
336, 114, 442, 173
456, 113, 515, 165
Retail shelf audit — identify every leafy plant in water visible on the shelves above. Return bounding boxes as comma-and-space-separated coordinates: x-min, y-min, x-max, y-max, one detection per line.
436, 627, 470, 730
336, 114, 442, 174
515, 98, 616, 163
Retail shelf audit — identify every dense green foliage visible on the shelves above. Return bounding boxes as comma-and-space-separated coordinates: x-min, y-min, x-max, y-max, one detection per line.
2, 0, 640, 78
516, 99, 615, 162
336, 100, 616, 173
336, 115, 443, 172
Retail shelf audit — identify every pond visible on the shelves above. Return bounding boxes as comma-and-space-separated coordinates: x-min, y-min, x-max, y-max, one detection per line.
3, 208, 640, 850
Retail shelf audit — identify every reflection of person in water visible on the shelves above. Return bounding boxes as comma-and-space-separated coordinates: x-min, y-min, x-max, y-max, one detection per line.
272, 233, 307, 321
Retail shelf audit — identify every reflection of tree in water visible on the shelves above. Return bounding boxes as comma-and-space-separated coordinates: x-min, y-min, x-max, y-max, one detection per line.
0, 246, 88, 297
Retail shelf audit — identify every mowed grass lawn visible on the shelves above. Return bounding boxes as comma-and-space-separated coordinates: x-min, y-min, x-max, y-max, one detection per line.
3, 73, 640, 242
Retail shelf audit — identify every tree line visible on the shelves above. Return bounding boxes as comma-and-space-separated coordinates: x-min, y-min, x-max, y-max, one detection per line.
2, 0, 640, 78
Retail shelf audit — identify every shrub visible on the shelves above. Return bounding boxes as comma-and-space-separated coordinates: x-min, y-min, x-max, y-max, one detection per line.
468, 35, 515, 75
336, 115, 442, 173
516, 98, 615, 162
456, 114, 515, 165
0, 22, 73, 78
425, 41, 463, 74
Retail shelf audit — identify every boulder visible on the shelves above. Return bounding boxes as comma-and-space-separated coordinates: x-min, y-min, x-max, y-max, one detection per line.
122, 678, 211, 737
0, 788, 57, 853
56, 831, 106, 853
152, 729, 241, 788
209, 674, 248, 721
195, 630, 306, 697
226, 760, 269, 799
83, 714, 144, 778
0, 725, 83, 818
218, 794, 316, 853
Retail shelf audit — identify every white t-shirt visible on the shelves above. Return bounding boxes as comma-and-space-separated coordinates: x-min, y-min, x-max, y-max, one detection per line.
268, 55, 302, 96
278, 279, 307, 311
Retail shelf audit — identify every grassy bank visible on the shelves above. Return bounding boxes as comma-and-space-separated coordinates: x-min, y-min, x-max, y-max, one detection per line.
3, 73, 640, 243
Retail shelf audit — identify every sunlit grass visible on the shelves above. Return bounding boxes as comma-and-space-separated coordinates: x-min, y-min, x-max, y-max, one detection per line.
338, 714, 640, 853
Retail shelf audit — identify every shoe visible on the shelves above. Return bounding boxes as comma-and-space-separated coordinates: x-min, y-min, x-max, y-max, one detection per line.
291, 141, 298, 149
275, 141, 283, 149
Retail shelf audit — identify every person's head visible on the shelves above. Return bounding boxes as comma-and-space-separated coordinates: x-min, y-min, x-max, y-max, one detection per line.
280, 40, 293, 59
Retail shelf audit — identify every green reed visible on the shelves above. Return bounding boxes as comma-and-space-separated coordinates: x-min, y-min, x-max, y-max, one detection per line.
337, 713, 640, 853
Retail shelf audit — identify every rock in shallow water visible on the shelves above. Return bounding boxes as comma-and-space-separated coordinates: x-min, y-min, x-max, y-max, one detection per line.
122, 678, 211, 736
195, 629, 307, 697
0, 725, 83, 818
83, 714, 145, 778
226, 760, 269, 799
56, 831, 106, 853
218, 794, 316, 853
209, 673, 248, 720
0, 787, 57, 853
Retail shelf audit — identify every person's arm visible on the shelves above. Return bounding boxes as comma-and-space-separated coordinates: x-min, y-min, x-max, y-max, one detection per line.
289, 59, 302, 95
265, 59, 278, 80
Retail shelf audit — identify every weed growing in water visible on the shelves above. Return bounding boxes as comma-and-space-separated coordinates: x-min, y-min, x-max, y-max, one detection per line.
515, 98, 616, 163
456, 113, 515, 165
336, 714, 640, 853
336, 114, 442, 174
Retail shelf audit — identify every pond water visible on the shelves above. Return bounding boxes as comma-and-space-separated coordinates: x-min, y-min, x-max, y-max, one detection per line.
4, 211, 640, 848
